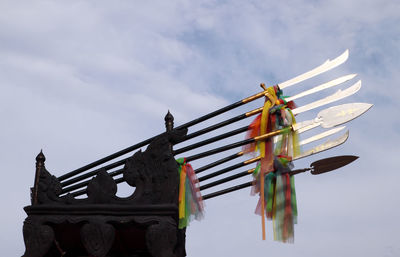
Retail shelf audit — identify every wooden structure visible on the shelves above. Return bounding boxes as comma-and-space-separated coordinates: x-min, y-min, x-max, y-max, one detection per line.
23, 113, 188, 257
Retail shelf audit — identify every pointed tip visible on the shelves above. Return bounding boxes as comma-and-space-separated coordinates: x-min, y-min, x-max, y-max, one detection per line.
355, 102, 373, 116
164, 110, 174, 122
343, 49, 349, 59
352, 80, 362, 91
348, 155, 359, 162
335, 126, 346, 133
333, 49, 349, 63
36, 150, 46, 163
334, 129, 350, 145
343, 130, 350, 141
349, 73, 357, 79
333, 129, 349, 147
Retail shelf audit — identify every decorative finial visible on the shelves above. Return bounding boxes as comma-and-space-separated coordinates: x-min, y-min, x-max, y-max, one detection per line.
36, 149, 46, 168
165, 110, 174, 132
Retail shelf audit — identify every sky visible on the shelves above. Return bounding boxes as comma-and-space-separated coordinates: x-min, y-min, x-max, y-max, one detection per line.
1, 0, 399, 256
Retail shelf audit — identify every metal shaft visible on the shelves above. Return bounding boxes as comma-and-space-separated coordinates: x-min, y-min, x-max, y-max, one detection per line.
185, 128, 288, 162
203, 181, 253, 200
61, 168, 124, 194
58, 94, 266, 181
60, 159, 126, 187
199, 169, 253, 190
174, 126, 249, 155
198, 156, 260, 182
202, 168, 309, 200
195, 151, 244, 174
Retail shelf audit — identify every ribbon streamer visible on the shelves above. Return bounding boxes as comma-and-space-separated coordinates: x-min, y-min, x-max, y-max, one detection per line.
245, 85, 300, 242
177, 158, 204, 229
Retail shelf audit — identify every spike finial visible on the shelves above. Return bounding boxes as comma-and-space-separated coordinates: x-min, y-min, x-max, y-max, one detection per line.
36, 149, 46, 168
165, 110, 174, 132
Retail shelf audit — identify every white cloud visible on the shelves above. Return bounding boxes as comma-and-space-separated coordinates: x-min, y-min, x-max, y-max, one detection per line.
1, 0, 398, 256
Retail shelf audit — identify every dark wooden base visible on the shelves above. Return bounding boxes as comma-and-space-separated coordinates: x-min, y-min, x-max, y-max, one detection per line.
23, 205, 185, 257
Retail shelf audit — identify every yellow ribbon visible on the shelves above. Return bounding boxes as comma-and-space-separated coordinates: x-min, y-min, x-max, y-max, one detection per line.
259, 88, 277, 157
179, 164, 187, 219
259, 86, 277, 240
288, 109, 301, 158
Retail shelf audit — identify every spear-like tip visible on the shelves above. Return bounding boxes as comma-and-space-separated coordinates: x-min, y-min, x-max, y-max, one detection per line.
310, 155, 359, 175
341, 130, 350, 144
347, 73, 357, 80
36, 149, 46, 163
279, 49, 351, 90
326, 49, 349, 66
317, 102, 373, 129
340, 49, 349, 62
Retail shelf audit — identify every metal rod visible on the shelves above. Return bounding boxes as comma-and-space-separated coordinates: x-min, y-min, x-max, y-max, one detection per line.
175, 93, 264, 129
61, 168, 125, 194
174, 126, 249, 155
69, 176, 125, 197
114, 177, 124, 184
63, 153, 251, 194
69, 166, 310, 198
203, 181, 253, 200
198, 156, 260, 182
175, 106, 263, 144
202, 168, 310, 200
58, 92, 267, 181
195, 151, 244, 174
69, 166, 312, 198
200, 167, 312, 191
58, 54, 352, 183
109, 169, 124, 177
199, 170, 252, 190
60, 106, 257, 183
60, 159, 126, 187
81, 119, 330, 193
290, 168, 311, 175
61, 178, 91, 194
67, 150, 248, 195
175, 114, 249, 144
185, 128, 287, 162
57, 140, 150, 181
185, 138, 253, 162
69, 188, 86, 197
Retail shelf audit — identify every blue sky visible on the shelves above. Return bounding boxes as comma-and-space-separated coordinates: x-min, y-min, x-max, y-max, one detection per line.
1, 0, 399, 256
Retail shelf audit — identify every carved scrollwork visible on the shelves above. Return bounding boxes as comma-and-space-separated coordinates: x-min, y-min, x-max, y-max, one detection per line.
22, 219, 55, 257
36, 166, 63, 204
23, 126, 188, 256
124, 129, 187, 204
146, 220, 178, 257
80, 222, 115, 257
86, 169, 118, 204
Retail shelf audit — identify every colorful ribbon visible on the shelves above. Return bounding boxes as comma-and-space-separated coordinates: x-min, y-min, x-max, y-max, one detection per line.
177, 158, 204, 229
245, 85, 300, 242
